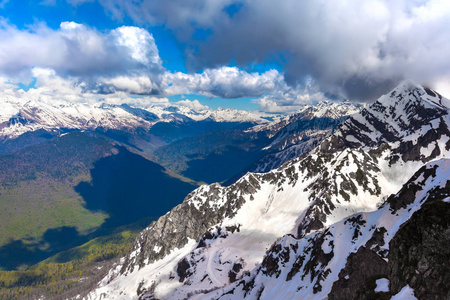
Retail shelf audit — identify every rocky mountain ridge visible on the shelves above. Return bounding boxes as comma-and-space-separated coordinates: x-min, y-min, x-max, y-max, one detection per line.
84, 81, 450, 299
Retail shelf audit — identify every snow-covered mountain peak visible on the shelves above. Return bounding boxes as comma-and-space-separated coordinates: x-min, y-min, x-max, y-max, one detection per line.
380, 81, 445, 110
299, 100, 363, 120
369, 81, 448, 132
325, 81, 450, 152
378, 80, 448, 109
0, 98, 157, 140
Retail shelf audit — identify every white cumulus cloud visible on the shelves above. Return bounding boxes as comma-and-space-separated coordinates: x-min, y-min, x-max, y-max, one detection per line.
0, 20, 163, 95
163, 67, 284, 99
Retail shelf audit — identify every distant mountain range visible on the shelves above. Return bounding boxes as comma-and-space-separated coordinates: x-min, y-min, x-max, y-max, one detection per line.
0, 98, 271, 141
0, 96, 361, 185
84, 81, 450, 300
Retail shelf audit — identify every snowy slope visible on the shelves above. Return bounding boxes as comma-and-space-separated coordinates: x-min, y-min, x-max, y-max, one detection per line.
208, 158, 450, 299
84, 81, 450, 300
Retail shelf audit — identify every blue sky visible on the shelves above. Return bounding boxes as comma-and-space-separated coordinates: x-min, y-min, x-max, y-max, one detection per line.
3, 1, 189, 72
0, 0, 449, 112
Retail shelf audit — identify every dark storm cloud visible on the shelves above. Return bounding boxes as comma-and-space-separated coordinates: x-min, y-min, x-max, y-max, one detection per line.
97, 0, 450, 101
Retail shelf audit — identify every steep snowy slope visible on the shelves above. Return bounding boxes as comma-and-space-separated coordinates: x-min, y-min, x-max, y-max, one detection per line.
85, 81, 450, 300
207, 158, 450, 299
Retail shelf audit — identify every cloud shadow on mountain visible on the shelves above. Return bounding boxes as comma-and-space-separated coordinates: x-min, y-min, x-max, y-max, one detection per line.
182, 145, 265, 184
75, 146, 196, 229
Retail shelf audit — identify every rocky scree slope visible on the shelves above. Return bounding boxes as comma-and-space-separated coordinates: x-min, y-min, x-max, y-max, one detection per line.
85, 81, 450, 300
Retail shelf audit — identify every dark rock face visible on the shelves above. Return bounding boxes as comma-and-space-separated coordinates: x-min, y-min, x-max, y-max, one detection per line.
296, 147, 381, 238
393, 117, 450, 163
388, 200, 450, 300
301, 234, 334, 294
328, 246, 388, 300
365, 227, 388, 258
284, 231, 335, 294
228, 262, 243, 283
176, 258, 192, 283
261, 244, 291, 278
328, 167, 450, 300
8, 114, 34, 126
328, 183, 450, 300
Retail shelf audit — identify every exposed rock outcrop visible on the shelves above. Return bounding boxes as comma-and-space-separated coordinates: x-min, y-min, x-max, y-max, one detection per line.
388, 200, 450, 300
